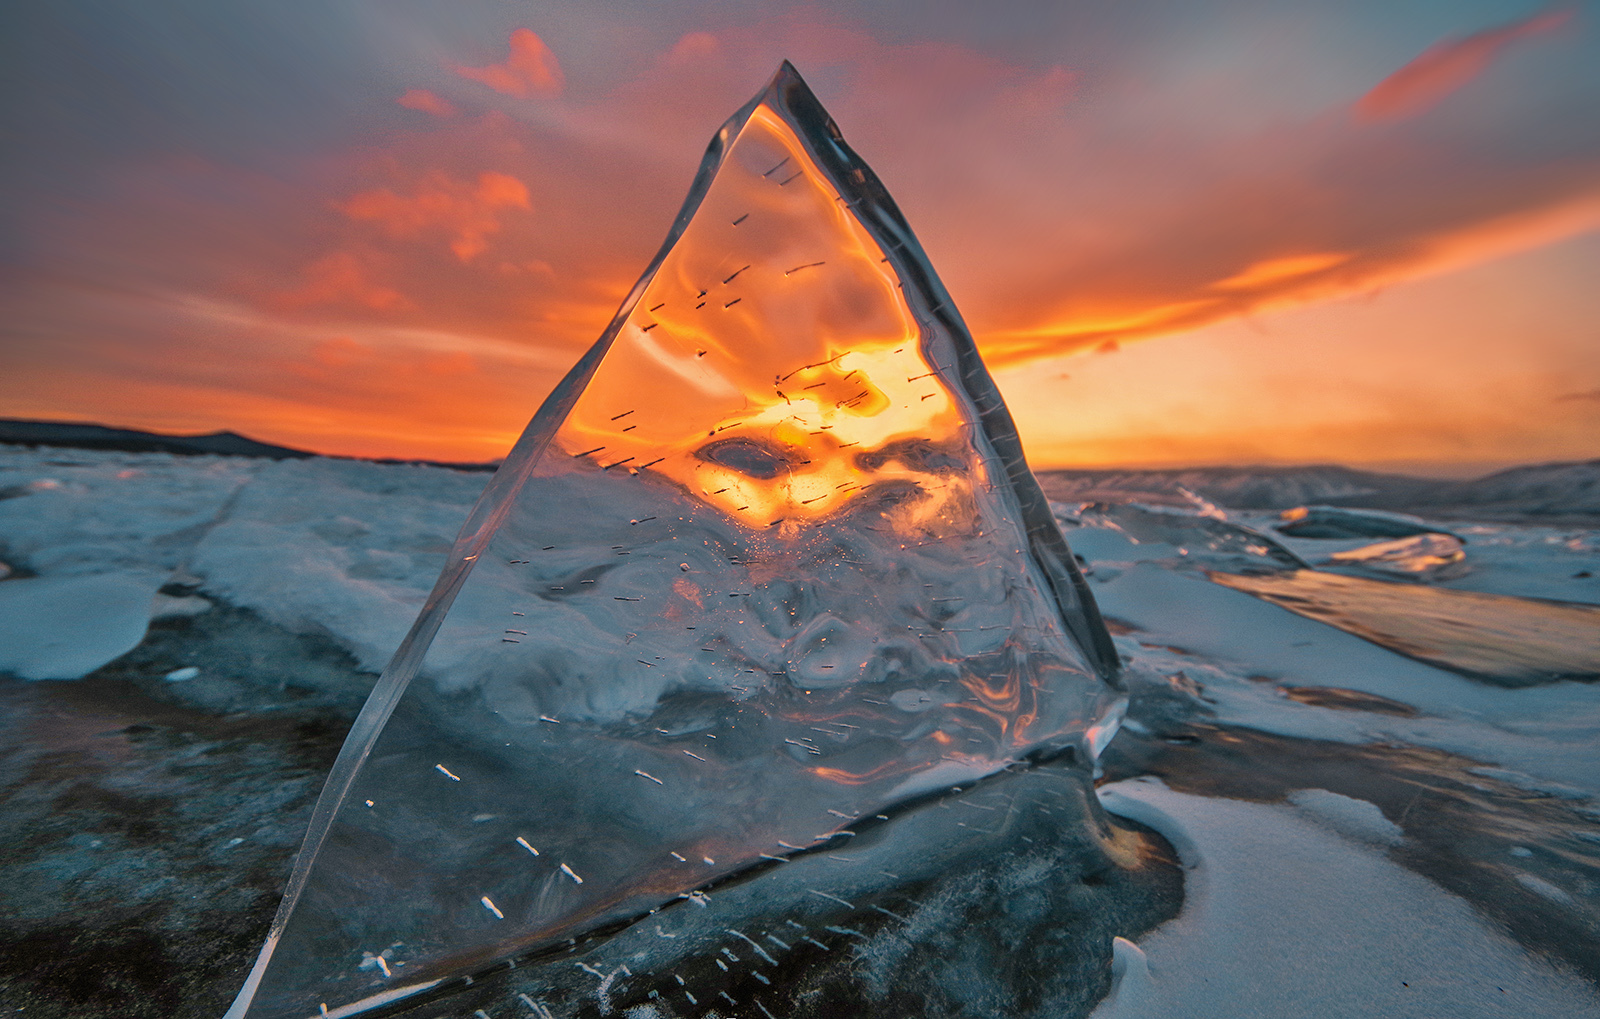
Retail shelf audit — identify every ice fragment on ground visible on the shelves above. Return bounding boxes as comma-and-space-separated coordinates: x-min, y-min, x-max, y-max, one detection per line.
227, 62, 1120, 1019
1324, 533, 1466, 577
0, 573, 162, 680
1275, 505, 1459, 540
0, 446, 263, 682
1098, 937, 1152, 1015
1066, 501, 1309, 572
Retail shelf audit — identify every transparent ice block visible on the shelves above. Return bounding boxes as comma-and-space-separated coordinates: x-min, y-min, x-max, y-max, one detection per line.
227, 61, 1122, 1019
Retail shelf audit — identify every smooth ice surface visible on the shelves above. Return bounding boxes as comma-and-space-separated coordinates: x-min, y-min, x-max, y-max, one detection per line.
1091, 557, 1600, 794
1208, 569, 1600, 685
0, 573, 158, 679
228, 64, 1120, 1019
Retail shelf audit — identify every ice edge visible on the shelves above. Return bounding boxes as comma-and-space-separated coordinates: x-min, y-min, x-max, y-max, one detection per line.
221, 68, 774, 1019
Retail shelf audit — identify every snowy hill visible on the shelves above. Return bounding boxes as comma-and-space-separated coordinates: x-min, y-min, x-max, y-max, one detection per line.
1036, 464, 1399, 510
1409, 460, 1600, 517
1038, 461, 1600, 519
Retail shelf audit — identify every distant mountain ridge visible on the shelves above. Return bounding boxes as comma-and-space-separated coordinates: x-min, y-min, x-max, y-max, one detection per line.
0, 419, 496, 471
1037, 461, 1600, 520
0, 419, 315, 459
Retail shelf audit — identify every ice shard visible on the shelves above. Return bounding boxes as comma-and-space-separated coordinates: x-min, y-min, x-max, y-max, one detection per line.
227, 62, 1123, 1019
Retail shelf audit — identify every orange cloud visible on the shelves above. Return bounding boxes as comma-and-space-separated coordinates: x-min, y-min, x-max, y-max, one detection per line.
977, 189, 1600, 367
293, 335, 480, 382
996, 244, 1600, 474
666, 31, 721, 68
455, 28, 564, 98
309, 335, 372, 368
264, 17, 1600, 413
19, 13, 1597, 470
397, 89, 457, 118
1355, 8, 1574, 122
338, 171, 531, 261
279, 251, 411, 311
1211, 252, 1352, 291
0, 274, 568, 462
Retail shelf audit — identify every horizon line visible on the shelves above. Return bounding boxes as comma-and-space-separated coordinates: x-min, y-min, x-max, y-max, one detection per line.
1, 415, 1593, 483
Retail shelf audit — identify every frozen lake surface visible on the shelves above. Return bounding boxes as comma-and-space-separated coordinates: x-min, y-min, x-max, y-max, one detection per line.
2, 443, 1597, 1017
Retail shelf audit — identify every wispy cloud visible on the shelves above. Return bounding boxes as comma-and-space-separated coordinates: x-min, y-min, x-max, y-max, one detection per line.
454, 28, 565, 98
1355, 7, 1574, 122
336, 170, 532, 262
279, 251, 412, 311
397, 88, 457, 118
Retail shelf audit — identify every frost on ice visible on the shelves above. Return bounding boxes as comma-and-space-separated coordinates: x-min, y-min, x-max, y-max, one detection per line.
227, 63, 1122, 1019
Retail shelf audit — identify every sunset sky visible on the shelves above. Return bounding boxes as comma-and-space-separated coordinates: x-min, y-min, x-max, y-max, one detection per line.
2, 0, 1597, 474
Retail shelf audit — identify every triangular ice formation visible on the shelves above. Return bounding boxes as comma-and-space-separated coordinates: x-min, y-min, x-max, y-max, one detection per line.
227, 63, 1122, 1019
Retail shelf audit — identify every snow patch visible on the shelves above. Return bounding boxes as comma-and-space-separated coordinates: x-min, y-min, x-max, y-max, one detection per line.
1094, 779, 1600, 1018
1288, 788, 1404, 847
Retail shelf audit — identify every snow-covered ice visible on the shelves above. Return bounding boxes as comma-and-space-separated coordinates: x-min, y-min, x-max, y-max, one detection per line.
4, 441, 1598, 1017
0, 443, 488, 683
1095, 778, 1600, 1019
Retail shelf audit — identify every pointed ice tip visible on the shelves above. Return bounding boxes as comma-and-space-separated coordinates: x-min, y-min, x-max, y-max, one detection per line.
755, 60, 843, 148
764, 60, 811, 101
